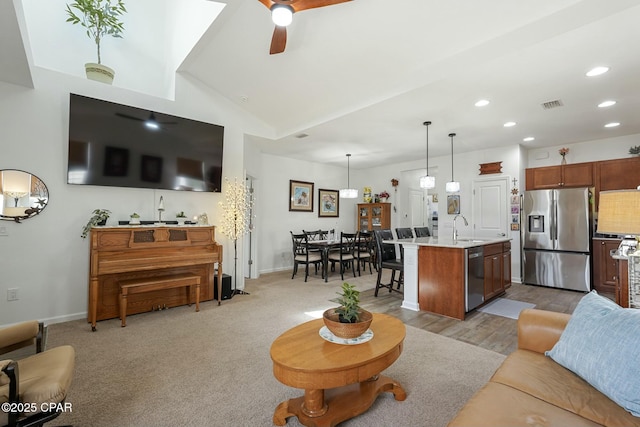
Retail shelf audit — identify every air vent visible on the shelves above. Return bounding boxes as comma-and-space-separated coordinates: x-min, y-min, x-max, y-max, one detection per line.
295, 133, 309, 139
541, 99, 564, 110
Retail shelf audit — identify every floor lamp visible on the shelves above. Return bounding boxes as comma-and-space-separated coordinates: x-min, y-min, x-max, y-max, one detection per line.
219, 177, 253, 297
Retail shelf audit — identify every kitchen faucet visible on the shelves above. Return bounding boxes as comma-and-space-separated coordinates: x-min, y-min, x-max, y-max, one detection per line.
453, 214, 468, 240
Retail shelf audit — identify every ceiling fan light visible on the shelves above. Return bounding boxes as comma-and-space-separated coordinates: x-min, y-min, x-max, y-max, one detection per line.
420, 175, 435, 189
145, 120, 159, 130
446, 181, 460, 193
271, 5, 293, 26
339, 188, 358, 198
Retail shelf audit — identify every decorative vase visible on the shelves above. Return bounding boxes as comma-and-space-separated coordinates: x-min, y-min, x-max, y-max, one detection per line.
177, 217, 186, 225
85, 63, 115, 84
129, 218, 140, 225
322, 308, 373, 339
561, 155, 567, 165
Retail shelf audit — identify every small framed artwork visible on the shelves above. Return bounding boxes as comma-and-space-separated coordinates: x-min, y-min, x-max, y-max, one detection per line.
103, 146, 129, 177
141, 155, 163, 183
318, 189, 339, 217
510, 195, 519, 204
511, 205, 520, 214
289, 180, 314, 212
511, 223, 520, 231
447, 195, 460, 215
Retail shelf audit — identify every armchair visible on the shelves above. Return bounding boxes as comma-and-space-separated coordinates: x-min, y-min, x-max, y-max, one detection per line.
0, 320, 75, 427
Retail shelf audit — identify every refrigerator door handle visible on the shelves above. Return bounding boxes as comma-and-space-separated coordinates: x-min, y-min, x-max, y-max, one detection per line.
550, 198, 558, 244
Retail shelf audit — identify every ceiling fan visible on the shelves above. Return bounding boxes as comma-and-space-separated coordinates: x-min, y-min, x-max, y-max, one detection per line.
258, 0, 352, 55
115, 111, 177, 130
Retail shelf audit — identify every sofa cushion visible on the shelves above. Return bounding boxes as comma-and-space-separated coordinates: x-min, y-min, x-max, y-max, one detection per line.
492, 349, 640, 427
546, 291, 640, 418
447, 381, 603, 427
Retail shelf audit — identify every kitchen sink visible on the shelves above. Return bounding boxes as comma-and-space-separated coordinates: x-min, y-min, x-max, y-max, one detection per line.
456, 238, 487, 243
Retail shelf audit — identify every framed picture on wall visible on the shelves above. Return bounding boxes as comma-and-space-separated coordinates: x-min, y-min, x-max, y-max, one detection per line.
318, 189, 339, 217
447, 195, 460, 215
289, 180, 314, 212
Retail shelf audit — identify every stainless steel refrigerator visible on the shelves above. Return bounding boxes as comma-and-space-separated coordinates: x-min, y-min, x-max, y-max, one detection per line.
522, 187, 592, 292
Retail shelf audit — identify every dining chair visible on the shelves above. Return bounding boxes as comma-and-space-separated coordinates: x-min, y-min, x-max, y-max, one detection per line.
373, 229, 404, 296
395, 227, 414, 239
327, 232, 358, 280
291, 232, 323, 282
414, 226, 431, 237
355, 231, 374, 275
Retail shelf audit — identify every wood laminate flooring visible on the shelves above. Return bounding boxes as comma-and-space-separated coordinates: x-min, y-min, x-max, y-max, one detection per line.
359, 281, 589, 356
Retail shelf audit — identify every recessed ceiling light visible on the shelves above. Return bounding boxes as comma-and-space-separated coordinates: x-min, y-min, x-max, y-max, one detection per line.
598, 100, 616, 108
523, 137, 535, 142
604, 122, 620, 128
503, 122, 516, 127
475, 99, 490, 107
586, 66, 609, 77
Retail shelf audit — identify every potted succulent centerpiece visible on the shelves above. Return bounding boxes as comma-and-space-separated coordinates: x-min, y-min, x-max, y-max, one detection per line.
129, 212, 140, 225
176, 211, 187, 225
65, 0, 127, 84
81, 209, 111, 238
323, 282, 373, 339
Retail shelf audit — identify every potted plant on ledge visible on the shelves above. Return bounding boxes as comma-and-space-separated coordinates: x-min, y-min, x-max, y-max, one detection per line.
129, 212, 140, 225
323, 282, 373, 339
81, 209, 111, 238
176, 211, 187, 225
65, 0, 127, 84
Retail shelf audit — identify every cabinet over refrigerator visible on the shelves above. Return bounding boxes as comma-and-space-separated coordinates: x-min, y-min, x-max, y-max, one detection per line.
522, 187, 592, 292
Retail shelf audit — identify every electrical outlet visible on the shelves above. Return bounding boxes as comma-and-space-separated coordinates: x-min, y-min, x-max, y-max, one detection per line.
0, 226, 7, 236
7, 288, 19, 301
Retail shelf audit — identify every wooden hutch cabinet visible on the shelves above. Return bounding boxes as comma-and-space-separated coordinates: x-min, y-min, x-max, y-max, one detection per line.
525, 162, 594, 190
357, 203, 391, 231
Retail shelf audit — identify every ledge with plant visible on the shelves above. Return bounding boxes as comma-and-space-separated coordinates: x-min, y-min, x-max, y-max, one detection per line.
65, 0, 127, 84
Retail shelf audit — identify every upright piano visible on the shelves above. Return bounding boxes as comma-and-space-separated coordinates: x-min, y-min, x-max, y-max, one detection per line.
88, 225, 222, 330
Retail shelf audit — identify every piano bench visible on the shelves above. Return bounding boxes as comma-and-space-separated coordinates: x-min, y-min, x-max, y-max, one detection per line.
118, 274, 201, 327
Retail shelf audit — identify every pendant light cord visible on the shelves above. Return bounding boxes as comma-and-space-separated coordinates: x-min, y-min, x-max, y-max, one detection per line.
449, 133, 456, 181
423, 121, 431, 174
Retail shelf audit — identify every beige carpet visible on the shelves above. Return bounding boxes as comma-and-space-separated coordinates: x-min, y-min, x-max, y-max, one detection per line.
47, 272, 505, 427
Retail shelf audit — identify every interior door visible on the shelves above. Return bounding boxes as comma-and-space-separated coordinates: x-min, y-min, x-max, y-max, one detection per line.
473, 177, 508, 239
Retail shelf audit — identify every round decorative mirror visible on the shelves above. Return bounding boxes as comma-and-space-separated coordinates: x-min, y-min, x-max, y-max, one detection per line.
0, 169, 49, 223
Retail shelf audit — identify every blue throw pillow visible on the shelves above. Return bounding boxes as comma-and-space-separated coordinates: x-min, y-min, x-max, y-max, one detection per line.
546, 291, 640, 417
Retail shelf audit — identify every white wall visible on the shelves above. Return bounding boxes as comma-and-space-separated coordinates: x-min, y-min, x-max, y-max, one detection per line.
0, 67, 269, 326
526, 134, 639, 167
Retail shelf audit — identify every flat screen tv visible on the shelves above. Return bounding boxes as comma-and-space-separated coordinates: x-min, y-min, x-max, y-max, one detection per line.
67, 93, 224, 192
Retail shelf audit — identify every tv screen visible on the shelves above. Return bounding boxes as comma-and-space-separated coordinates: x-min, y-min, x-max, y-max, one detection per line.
67, 93, 224, 192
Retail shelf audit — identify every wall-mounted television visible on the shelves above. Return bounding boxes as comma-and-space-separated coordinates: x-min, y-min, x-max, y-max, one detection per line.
67, 93, 224, 192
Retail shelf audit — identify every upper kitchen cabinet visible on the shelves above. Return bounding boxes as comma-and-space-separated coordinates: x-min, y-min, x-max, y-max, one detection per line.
594, 157, 640, 208
525, 162, 594, 190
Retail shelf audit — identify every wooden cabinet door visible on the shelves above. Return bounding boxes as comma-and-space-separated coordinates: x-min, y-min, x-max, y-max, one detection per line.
484, 254, 501, 299
562, 162, 594, 187
525, 166, 562, 190
593, 239, 620, 294
502, 250, 511, 290
595, 157, 640, 208
357, 205, 371, 231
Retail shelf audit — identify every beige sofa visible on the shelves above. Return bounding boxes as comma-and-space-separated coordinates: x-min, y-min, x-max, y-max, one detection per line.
448, 308, 640, 427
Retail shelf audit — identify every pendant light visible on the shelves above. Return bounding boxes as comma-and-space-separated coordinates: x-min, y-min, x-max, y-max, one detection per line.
445, 133, 460, 193
419, 121, 435, 189
339, 154, 358, 198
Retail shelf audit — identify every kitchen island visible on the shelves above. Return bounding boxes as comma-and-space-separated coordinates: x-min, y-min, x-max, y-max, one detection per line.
385, 236, 511, 320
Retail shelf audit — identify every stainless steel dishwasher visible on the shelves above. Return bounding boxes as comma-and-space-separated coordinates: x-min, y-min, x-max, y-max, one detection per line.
465, 246, 485, 312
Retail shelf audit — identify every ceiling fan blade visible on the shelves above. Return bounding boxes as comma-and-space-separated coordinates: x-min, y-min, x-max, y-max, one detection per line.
270, 26, 287, 55
115, 112, 144, 122
292, 0, 351, 13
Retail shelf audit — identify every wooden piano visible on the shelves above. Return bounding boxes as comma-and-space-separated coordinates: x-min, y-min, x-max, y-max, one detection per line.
88, 225, 222, 331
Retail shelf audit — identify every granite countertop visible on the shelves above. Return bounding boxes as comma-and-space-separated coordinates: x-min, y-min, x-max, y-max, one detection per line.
384, 236, 510, 249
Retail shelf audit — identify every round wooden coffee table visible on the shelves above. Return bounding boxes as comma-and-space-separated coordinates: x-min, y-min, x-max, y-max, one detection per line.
270, 313, 406, 426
